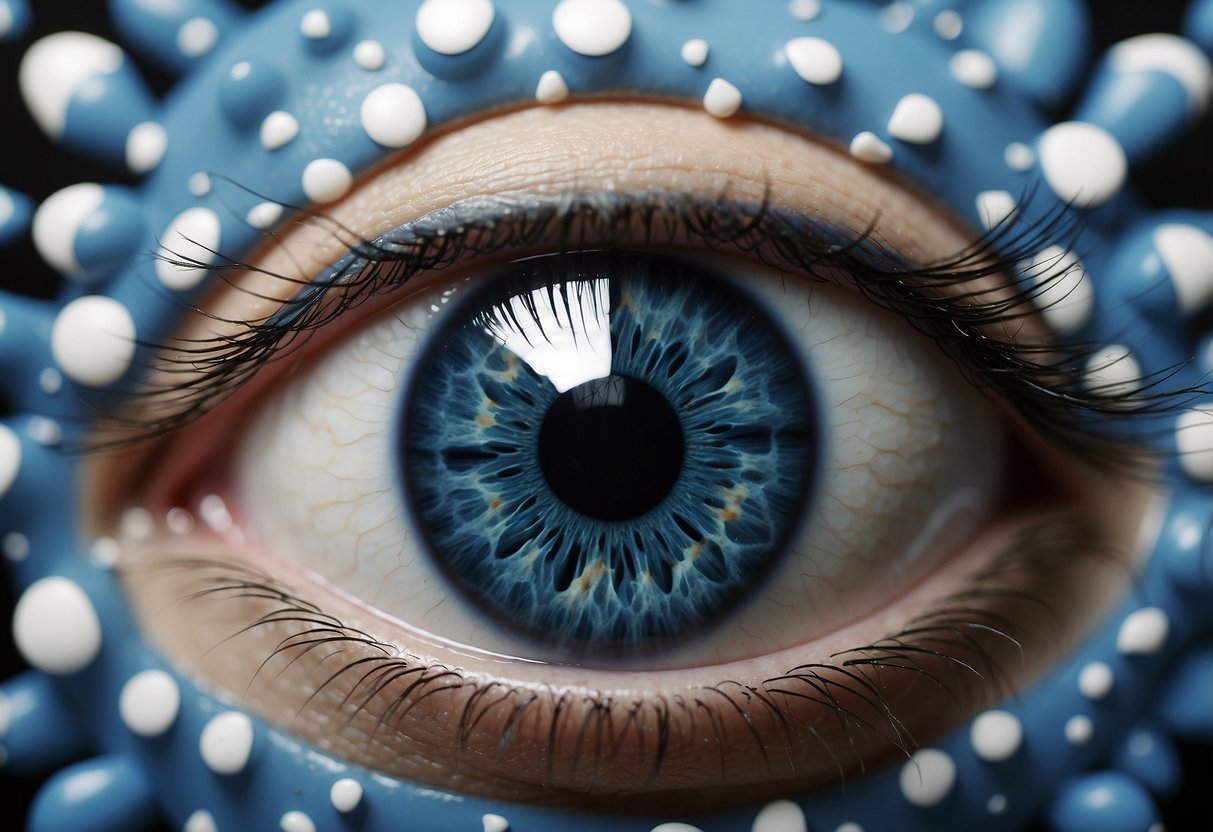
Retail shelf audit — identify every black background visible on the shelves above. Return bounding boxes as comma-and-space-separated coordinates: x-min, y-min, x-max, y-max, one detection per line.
0, 1, 1208, 829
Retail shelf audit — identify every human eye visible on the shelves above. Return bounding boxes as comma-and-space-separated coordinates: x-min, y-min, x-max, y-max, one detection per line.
1, 2, 1210, 832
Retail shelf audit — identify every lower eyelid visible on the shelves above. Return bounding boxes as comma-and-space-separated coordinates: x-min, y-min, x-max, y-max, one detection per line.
116, 492, 1131, 813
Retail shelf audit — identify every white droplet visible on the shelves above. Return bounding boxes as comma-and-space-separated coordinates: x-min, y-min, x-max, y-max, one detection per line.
703, 77, 742, 118
0, 425, 21, 503
753, 799, 807, 832
155, 207, 222, 291
353, 39, 386, 70
849, 131, 892, 164
416, 0, 494, 55
330, 778, 363, 813
280, 811, 315, 832
200, 711, 255, 774
260, 111, 301, 150
1020, 246, 1092, 335
126, 121, 168, 174
987, 794, 1009, 815
166, 507, 195, 535
1178, 405, 1213, 479
552, 0, 632, 57
950, 49, 998, 89
1083, 345, 1142, 398
19, 32, 124, 138
650, 825, 704, 832
1064, 714, 1094, 745
834, 825, 864, 832
13, 576, 103, 674
934, 10, 963, 40
360, 83, 427, 148
3, 531, 29, 561
38, 367, 62, 394
90, 536, 120, 569
302, 158, 353, 204
1116, 607, 1170, 654
1154, 224, 1213, 314
481, 814, 509, 832
1004, 142, 1035, 171
887, 93, 944, 143
28, 417, 61, 447
184, 810, 218, 832
898, 748, 956, 807
177, 17, 219, 58
246, 202, 284, 231
788, 0, 821, 21
975, 190, 1017, 230
33, 182, 105, 277
680, 39, 708, 68
51, 295, 137, 387
970, 710, 1024, 762
188, 172, 212, 197
1110, 34, 1212, 117
300, 9, 331, 39
1038, 122, 1127, 208
120, 669, 181, 737
121, 507, 153, 541
535, 70, 569, 103
879, 2, 914, 34
785, 37, 843, 85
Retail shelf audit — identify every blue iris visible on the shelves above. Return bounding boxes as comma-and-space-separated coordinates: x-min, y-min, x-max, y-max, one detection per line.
401, 253, 817, 660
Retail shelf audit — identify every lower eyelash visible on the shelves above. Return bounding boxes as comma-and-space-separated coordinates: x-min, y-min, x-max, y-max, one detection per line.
121, 512, 1113, 809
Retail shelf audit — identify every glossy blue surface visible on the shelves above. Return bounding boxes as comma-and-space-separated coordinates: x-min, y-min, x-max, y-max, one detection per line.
0, 1, 1209, 831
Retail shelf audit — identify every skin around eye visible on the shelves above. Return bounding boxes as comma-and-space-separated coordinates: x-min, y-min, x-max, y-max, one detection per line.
99, 104, 1154, 814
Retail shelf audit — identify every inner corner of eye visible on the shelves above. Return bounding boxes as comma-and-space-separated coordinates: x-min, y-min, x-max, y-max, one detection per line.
107, 242, 1075, 678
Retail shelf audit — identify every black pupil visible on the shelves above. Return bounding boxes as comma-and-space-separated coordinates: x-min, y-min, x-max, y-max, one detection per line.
538, 374, 684, 521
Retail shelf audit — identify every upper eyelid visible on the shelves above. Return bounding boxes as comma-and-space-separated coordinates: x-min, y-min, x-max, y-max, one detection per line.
116, 187, 1186, 464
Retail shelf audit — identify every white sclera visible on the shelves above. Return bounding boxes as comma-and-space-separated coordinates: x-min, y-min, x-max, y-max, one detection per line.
13, 576, 102, 674
119, 669, 181, 737
51, 295, 137, 387
236, 268, 1002, 669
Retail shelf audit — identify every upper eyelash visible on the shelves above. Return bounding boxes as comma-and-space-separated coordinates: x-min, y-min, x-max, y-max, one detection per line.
113, 186, 1200, 463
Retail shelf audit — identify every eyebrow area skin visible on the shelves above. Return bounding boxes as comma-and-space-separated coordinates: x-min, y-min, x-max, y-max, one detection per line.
104, 103, 1152, 813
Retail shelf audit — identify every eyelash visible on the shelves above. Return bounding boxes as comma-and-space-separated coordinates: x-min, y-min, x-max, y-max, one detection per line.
128, 513, 1106, 792
107, 186, 1177, 802
122, 185, 1198, 467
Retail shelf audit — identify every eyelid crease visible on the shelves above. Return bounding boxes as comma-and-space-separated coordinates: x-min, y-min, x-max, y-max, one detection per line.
107, 187, 1200, 467
118, 512, 1115, 812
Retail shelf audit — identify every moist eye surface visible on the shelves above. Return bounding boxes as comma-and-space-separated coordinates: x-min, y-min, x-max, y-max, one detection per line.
401, 251, 817, 661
